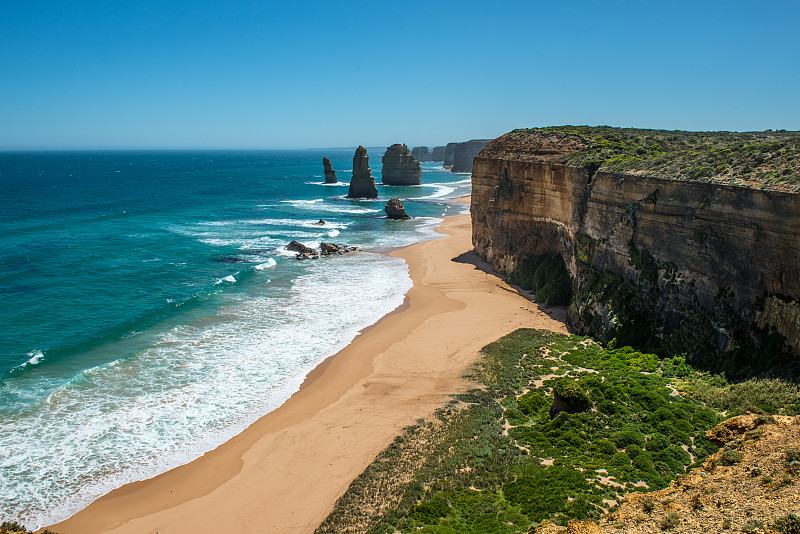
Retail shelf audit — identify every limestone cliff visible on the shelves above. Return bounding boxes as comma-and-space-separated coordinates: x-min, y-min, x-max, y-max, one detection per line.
322, 157, 337, 183
471, 127, 800, 375
381, 143, 422, 185
347, 146, 378, 198
431, 146, 446, 161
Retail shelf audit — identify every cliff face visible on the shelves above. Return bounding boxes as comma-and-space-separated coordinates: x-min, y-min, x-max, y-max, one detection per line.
431, 146, 446, 161
411, 146, 431, 162
472, 129, 800, 374
381, 144, 422, 185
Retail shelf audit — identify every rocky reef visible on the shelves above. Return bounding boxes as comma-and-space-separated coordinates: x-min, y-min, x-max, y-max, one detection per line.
411, 146, 431, 162
431, 146, 446, 161
381, 143, 422, 185
322, 157, 337, 183
452, 139, 490, 173
347, 146, 378, 198
471, 126, 800, 375
384, 198, 411, 220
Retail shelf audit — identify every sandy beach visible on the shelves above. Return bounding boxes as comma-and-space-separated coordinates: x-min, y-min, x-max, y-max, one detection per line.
52, 201, 568, 534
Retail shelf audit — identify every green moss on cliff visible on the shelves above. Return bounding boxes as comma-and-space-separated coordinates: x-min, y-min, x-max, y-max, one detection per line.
506, 254, 572, 306
492, 126, 800, 190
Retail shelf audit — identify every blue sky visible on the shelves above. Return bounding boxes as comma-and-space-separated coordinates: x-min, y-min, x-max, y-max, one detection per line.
1, 0, 798, 149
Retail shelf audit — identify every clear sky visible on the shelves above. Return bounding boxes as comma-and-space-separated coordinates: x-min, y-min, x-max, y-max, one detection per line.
1, 0, 798, 149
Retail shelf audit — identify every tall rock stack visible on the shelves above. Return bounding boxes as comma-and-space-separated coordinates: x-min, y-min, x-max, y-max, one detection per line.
322, 157, 337, 183
452, 139, 491, 173
381, 143, 422, 185
431, 146, 446, 161
443, 142, 458, 168
411, 146, 431, 162
347, 146, 378, 198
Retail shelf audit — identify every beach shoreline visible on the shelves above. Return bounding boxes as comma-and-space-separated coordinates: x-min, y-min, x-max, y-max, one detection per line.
51, 197, 569, 534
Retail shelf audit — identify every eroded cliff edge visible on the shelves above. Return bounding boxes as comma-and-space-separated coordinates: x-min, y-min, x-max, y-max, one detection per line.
472, 127, 800, 375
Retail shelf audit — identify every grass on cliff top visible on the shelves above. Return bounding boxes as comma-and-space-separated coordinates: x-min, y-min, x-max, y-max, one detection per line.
315, 329, 763, 534
496, 126, 800, 190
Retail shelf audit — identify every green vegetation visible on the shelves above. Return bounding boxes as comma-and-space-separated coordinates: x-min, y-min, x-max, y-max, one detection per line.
317, 329, 741, 534
506, 254, 572, 306
506, 126, 800, 190
774, 514, 800, 534
0, 522, 57, 534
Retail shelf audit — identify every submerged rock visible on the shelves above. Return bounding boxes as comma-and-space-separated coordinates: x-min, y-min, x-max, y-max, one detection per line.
347, 146, 378, 198
411, 146, 431, 162
385, 198, 411, 220
381, 143, 421, 185
322, 157, 337, 183
312, 219, 326, 226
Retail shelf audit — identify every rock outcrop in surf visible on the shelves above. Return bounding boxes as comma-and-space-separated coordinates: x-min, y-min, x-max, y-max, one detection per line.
384, 198, 411, 220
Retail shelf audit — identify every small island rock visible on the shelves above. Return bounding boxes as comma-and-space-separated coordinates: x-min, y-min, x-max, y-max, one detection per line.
411, 146, 431, 162
385, 198, 411, 220
347, 146, 378, 198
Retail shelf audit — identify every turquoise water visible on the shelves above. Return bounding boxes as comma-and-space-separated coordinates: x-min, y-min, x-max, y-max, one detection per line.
0, 149, 471, 527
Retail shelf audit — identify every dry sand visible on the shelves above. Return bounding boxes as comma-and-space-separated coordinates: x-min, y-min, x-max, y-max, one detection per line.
52, 203, 568, 534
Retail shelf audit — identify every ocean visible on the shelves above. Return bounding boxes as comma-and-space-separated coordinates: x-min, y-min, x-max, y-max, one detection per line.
0, 149, 471, 527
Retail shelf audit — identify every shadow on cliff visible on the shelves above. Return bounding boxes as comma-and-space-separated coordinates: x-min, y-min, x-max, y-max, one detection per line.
452, 250, 573, 329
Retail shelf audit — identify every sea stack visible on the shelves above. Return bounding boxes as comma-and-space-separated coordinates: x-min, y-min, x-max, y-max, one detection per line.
322, 157, 337, 183
347, 146, 378, 198
443, 142, 458, 168
452, 139, 491, 173
411, 146, 431, 162
381, 143, 421, 185
384, 198, 411, 220
431, 146, 446, 161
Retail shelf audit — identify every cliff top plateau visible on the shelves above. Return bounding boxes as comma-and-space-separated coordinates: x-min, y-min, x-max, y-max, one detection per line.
480, 126, 800, 192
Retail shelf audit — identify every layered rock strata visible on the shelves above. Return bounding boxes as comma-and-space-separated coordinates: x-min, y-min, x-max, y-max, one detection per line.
384, 198, 411, 220
452, 139, 490, 173
411, 146, 431, 162
472, 128, 800, 373
347, 146, 378, 198
431, 146, 446, 161
322, 157, 337, 183
381, 144, 421, 185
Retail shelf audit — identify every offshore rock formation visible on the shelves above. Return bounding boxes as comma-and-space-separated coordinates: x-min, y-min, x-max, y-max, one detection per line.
347, 146, 378, 198
287, 240, 319, 260
452, 139, 490, 173
381, 144, 421, 185
472, 127, 800, 374
431, 146, 446, 161
443, 142, 457, 168
411, 146, 431, 162
322, 157, 337, 183
384, 198, 410, 220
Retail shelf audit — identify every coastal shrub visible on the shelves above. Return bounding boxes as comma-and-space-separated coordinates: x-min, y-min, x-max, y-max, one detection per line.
774, 514, 800, 534
552, 378, 591, 412
660, 512, 680, 530
517, 391, 547, 415
503, 467, 589, 522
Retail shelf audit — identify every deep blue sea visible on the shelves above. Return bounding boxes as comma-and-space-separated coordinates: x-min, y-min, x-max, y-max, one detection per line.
0, 149, 471, 526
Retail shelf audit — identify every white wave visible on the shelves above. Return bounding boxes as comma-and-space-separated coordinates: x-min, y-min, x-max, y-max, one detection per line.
327, 229, 340, 237
215, 274, 237, 285
254, 259, 277, 270
280, 198, 324, 206
407, 184, 455, 200
19, 350, 44, 368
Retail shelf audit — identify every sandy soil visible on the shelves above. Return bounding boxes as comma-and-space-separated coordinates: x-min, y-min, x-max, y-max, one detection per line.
52, 203, 568, 534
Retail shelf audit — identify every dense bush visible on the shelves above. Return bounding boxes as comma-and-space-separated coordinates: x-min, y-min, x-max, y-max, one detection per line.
506, 254, 572, 306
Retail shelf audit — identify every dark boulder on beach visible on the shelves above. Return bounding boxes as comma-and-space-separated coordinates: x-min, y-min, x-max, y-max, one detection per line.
347, 146, 378, 198
411, 146, 431, 162
322, 157, 337, 183
385, 198, 411, 220
381, 144, 422, 185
